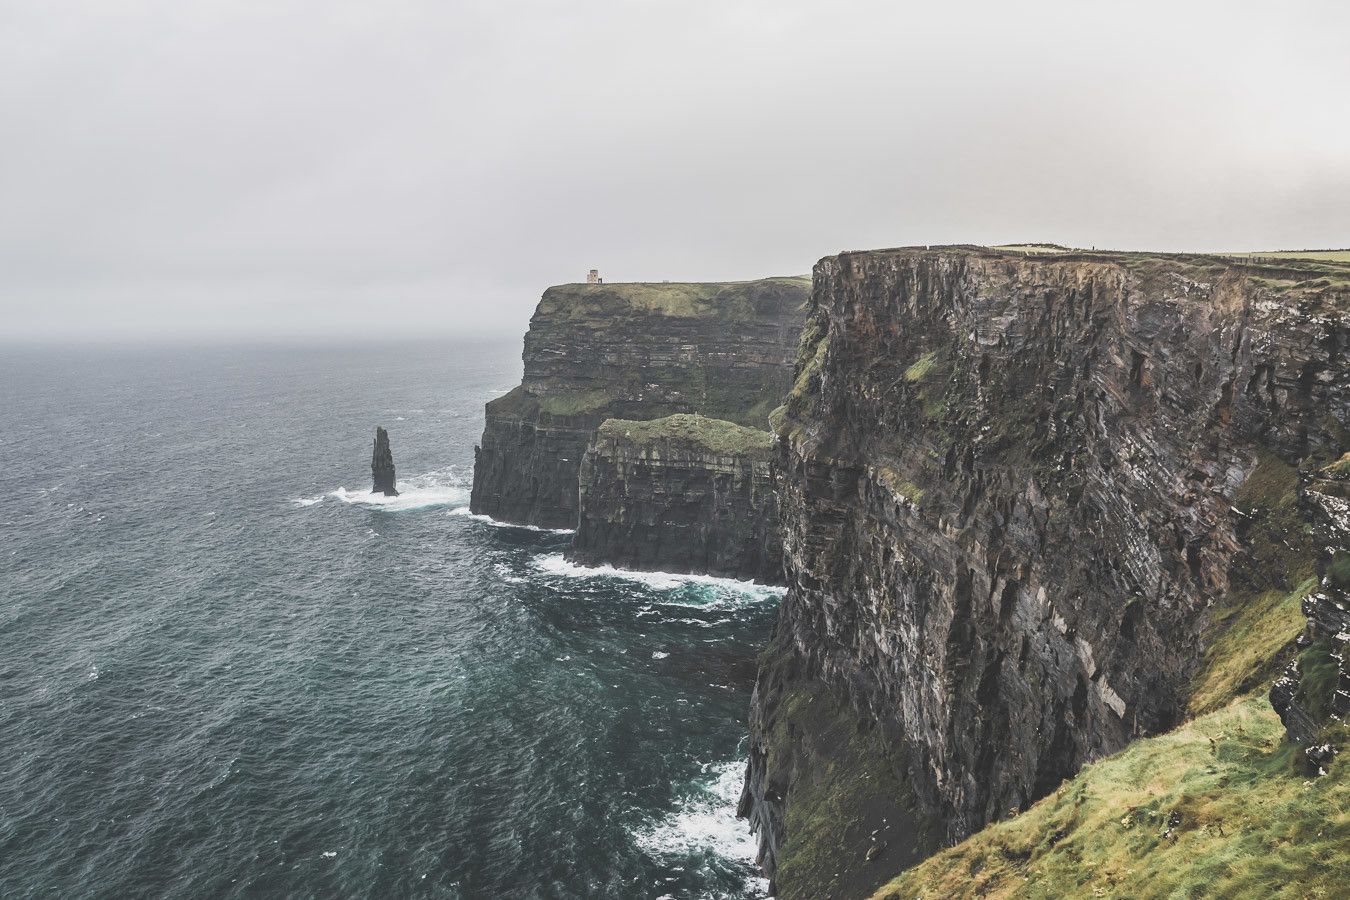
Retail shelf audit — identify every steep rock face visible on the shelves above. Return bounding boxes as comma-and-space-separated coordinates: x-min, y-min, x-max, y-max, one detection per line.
470, 279, 808, 529
570, 415, 782, 582
372, 426, 398, 496
1270, 455, 1350, 766
742, 247, 1349, 897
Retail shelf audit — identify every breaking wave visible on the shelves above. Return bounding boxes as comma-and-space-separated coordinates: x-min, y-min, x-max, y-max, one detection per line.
293, 468, 469, 512
530, 554, 785, 604
448, 507, 576, 534
634, 760, 769, 898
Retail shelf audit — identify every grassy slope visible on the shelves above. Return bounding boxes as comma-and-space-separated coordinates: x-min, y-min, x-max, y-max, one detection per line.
869, 697, 1348, 900
596, 413, 774, 458
537, 277, 811, 321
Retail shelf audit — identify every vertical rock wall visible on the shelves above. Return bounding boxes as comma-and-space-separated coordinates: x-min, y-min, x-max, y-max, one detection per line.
742, 247, 1349, 897
470, 279, 808, 529
570, 415, 782, 583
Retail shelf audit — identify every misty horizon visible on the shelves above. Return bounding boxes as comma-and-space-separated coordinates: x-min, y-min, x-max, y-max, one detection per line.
3, 0, 1347, 344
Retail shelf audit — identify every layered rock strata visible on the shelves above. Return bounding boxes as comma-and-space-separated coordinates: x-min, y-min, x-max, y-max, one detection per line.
470, 279, 808, 529
570, 414, 782, 582
741, 247, 1349, 898
372, 426, 398, 496
1271, 454, 1350, 768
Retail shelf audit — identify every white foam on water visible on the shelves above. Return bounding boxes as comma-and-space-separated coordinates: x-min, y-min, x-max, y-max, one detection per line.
298, 469, 469, 512
492, 562, 529, 584
634, 761, 768, 895
531, 554, 785, 604
448, 507, 575, 534
652, 651, 670, 660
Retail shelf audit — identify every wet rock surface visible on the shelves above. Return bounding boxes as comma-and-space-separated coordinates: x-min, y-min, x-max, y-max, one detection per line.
741, 247, 1349, 894
371, 426, 398, 496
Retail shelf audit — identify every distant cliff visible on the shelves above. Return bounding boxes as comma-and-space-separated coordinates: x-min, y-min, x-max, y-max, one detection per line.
741, 247, 1350, 898
469, 278, 808, 530
570, 415, 782, 582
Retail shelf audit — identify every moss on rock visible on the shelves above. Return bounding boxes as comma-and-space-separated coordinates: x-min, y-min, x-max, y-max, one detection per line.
595, 414, 774, 459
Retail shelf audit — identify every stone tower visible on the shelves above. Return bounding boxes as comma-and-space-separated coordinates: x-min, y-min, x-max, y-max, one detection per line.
586, 269, 602, 284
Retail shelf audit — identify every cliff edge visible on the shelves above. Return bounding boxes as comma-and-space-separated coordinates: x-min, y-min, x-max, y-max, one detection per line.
742, 247, 1349, 898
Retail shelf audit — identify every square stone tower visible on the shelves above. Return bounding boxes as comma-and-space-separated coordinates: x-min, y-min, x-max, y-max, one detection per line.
586, 269, 602, 284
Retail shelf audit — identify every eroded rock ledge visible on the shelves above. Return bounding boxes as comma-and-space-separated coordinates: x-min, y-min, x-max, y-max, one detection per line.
742, 246, 1349, 898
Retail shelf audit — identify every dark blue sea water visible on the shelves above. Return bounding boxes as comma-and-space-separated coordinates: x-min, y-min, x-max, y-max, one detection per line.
0, 342, 778, 899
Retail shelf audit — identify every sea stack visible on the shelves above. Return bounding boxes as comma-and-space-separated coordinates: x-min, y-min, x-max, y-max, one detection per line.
371, 426, 398, 496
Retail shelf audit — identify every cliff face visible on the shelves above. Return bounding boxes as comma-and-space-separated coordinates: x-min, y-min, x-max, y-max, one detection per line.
1270, 454, 1350, 768
470, 279, 808, 529
570, 415, 782, 582
742, 247, 1349, 898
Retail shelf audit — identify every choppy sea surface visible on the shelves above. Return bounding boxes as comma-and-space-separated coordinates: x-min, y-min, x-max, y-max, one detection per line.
0, 341, 778, 899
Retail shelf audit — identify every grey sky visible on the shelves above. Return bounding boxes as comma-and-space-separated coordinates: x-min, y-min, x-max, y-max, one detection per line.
2, 0, 1347, 343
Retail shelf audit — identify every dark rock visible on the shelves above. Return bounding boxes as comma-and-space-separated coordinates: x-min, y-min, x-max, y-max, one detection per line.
742, 246, 1349, 893
469, 278, 809, 530
1270, 456, 1350, 764
570, 415, 783, 583
372, 426, 398, 496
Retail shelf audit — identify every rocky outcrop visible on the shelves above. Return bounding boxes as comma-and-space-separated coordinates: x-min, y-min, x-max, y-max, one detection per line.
741, 247, 1349, 897
470, 279, 808, 529
1270, 455, 1350, 769
570, 415, 782, 582
372, 426, 398, 496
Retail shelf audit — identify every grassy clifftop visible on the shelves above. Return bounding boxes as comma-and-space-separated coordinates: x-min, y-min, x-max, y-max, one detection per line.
868, 696, 1348, 900
537, 277, 810, 321
595, 414, 775, 458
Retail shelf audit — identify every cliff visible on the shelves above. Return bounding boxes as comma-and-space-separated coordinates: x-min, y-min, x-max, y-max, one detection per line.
570, 414, 782, 582
741, 246, 1350, 898
470, 278, 808, 529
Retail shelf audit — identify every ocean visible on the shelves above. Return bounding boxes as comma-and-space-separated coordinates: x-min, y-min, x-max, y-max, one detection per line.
0, 341, 778, 899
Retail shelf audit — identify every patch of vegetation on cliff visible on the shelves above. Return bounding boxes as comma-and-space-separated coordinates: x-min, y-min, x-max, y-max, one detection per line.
904, 348, 949, 421
538, 277, 810, 321
1190, 451, 1317, 715
875, 466, 925, 505
596, 414, 774, 458
536, 389, 617, 416
780, 313, 830, 440
868, 696, 1349, 900
1190, 577, 1317, 715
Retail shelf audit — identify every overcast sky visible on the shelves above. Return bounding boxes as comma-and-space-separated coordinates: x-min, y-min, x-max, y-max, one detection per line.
2, 0, 1347, 343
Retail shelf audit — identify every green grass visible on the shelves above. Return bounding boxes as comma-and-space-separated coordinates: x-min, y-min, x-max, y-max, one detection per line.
535, 389, 616, 416
1189, 578, 1317, 715
868, 697, 1349, 900
595, 414, 774, 458
876, 466, 925, 504
1225, 249, 1350, 263
1322, 452, 1350, 478
538, 277, 810, 321
904, 351, 939, 383
1191, 451, 1314, 714
1235, 451, 1299, 512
